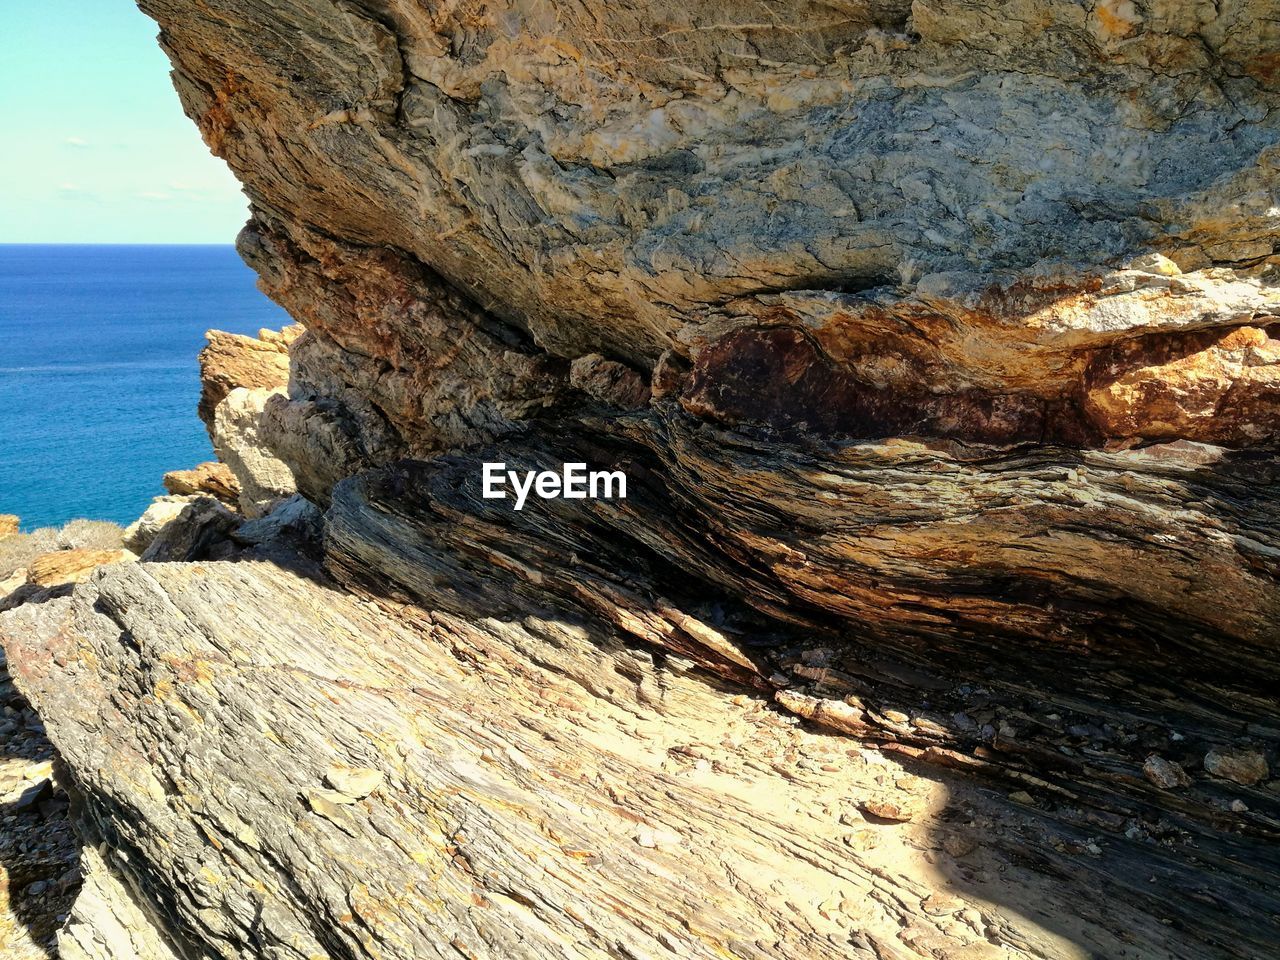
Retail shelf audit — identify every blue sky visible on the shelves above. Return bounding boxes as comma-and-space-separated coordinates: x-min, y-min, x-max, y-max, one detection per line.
1, 1, 250, 243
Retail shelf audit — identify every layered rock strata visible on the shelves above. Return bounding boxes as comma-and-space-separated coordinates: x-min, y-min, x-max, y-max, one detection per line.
6, 546, 1278, 960
161, 462, 240, 505
0, 649, 80, 960
196, 325, 300, 433
2, 1, 1279, 959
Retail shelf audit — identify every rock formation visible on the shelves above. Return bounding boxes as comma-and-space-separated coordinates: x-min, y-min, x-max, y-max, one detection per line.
196, 326, 299, 433
0, 521, 133, 615
0, 647, 79, 960
162, 462, 240, 505
2, 1, 1279, 958
123, 498, 200, 554
23, 550, 133, 589
212, 387, 299, 516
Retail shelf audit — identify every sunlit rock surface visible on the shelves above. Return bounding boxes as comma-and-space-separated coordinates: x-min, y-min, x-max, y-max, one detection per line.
2, 2, 1278, 958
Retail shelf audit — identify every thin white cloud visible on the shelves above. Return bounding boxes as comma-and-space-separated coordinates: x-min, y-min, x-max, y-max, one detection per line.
58, 183, 82, 191
63, 136, 90, 148
138, 191, 174, 201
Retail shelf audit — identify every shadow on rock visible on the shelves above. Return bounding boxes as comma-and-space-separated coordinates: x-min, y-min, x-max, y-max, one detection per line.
0, 651, 81, 960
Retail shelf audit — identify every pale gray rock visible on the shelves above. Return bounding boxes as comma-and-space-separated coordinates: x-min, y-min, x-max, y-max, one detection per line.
255, 391, 400, 506
138, 498, 239, 563
230, 493, 321, 547
122, 496, 201, 554
57, 847, 181, 960
7, 559, 1277, 960
212, 387, 298, 517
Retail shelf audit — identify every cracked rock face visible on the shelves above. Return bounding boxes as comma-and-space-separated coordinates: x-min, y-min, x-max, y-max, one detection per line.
143, 0, 1279, 365
2, 2, 1279, 959
132, 0, 1280, 483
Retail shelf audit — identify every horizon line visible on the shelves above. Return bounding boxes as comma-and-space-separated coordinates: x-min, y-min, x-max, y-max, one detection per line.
0, 241, 239, 246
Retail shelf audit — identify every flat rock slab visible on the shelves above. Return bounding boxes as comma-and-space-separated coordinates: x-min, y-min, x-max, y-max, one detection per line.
2, 560, 1276, 959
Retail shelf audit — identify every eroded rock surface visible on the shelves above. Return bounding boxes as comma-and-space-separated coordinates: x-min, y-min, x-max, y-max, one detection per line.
2, 1, 1278, 958
162, 461, 240, 505
6, 556, 1276, 960
196, 326, 298, 432
0, 649, 80, 960
212, 387, 298, 517
123, 496, 201, 554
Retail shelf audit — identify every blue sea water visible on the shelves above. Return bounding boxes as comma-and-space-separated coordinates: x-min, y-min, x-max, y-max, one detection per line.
0, 245, 291, 530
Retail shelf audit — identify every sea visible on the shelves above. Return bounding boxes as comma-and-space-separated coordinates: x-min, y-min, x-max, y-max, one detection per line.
0, 245, 292, 531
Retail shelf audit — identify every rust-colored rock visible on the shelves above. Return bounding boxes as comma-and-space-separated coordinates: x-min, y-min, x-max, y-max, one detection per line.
1204, 747, 1271, 786
1143, 755, 1192, 790
1085, 326, 1280, 446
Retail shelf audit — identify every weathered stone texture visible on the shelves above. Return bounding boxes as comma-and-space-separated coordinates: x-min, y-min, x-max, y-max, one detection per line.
196, 326, 297, 432
212, 387, 298, 517
143, 0, 1279, 365
25, 550, 134, 589
3, 1, 1279, 958
161, 461, 240, 505
122, 496, 201, 554
6, 556, 1278, 960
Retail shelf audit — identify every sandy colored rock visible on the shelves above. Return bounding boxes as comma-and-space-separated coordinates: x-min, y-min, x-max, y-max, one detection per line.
256, 324, 303, 350
161, 461, 240, 504
323, 765, 383, 800
0, 516, 18, 539
26, 550, 133, 588
212, 387, 297, 517
0, 569, 26, 599
1204, 748, 1270, 786
858, 794, 924, 823
196, 325, 298, 433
